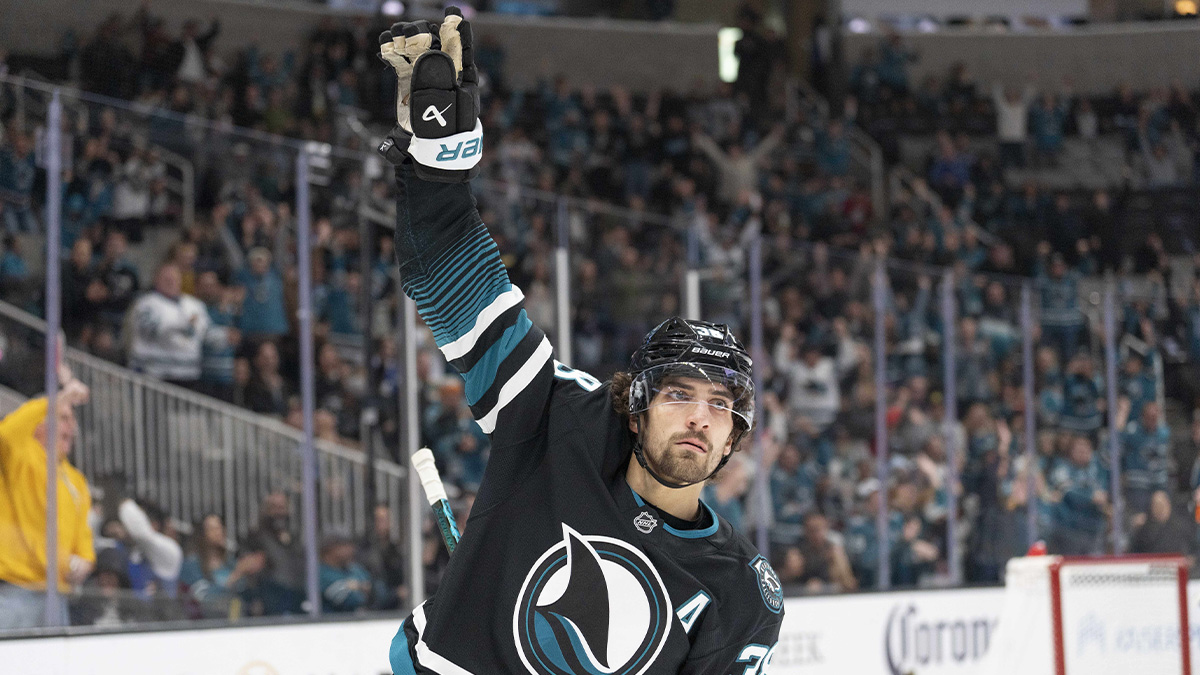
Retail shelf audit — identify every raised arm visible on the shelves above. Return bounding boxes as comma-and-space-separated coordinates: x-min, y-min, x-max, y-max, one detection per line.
746, 124, 785, 164
118, 499, 183, 581
691, 131, 726, 164
0, 397, 50, 468
390, 167, 552, 436
379, 14, 554, 443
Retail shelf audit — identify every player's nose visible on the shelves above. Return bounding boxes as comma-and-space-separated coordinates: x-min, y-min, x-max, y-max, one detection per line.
685, 401, 712, 429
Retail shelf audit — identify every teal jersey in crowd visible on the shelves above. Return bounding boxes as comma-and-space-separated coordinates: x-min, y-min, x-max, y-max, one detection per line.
237, 268, 289, 337
1038, 272, 1083, 327
201, 305, 239, 384
319, 561, 373, 613
1121, 421, 1170, 492
1047, 456, 1109, 535
1060, 374, 1102, 434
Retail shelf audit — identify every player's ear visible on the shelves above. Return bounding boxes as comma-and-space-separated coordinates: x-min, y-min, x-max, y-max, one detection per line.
628, 415, 639, 434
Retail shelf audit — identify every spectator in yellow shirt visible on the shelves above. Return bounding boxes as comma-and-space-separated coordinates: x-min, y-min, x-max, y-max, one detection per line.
0, 379, 95, 629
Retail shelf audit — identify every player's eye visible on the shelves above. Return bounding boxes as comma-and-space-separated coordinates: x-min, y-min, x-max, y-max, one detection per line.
666, 388, 692, 402
709, 398, 732, 411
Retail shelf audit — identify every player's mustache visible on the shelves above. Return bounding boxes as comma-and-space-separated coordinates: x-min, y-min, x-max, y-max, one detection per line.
669, 431, 711, 453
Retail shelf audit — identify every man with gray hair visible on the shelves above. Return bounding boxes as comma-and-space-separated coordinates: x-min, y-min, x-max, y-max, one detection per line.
127, 261, 209, 389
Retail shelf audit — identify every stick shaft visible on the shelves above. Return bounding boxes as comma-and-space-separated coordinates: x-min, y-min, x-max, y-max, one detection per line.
432, 498, 461, 553
411, 448, 461, 552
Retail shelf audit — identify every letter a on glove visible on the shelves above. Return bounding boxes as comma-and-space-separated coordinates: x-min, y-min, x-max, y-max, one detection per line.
378, 7, 482, 184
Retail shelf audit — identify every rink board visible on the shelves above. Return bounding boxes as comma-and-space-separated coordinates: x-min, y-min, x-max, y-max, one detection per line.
2, 583, 1198, 674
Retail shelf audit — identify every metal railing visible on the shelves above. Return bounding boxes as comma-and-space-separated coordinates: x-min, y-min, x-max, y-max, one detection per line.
154, 145, 196, 230
788, 77, 887, 218
0, 299, 406, 542
7, 70, 53, 136
2, 73, 196, 231
849, 125, 887, 219
888, 163, 1004, 250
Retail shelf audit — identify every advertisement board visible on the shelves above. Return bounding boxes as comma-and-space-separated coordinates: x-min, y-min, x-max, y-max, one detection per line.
2, 583, 1199, 675
0, 618, 399, 675
772, 587, 1003, 675
774, 581, 1200, 675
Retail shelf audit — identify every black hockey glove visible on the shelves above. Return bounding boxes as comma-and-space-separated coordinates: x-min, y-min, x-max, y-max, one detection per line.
377, 8, 481, 183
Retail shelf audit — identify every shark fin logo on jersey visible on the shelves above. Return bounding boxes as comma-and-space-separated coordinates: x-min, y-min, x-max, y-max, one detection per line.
749, 555, 783, 614
633, 512, 657, 534
513, 524, 672, 675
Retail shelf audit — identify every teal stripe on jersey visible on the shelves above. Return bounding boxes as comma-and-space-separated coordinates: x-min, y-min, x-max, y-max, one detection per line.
415, 252, 498, 316
462, 310, 532, 405
389, 623, 418, 675
412, 275, 510, 346
441, 277, 513, 342
424, 240, 497, 299
414, 225, 498, 303
402, 224, 512, 347
413, 271, 508, 339
420, 246, 505, 309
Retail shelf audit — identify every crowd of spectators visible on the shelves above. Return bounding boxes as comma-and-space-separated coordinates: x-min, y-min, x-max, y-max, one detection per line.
751, 240, 1200, 591
0, 377, 410, 630
848, 32, 1200, 191
1, 5, 1200, 628
79, 486, 410, 625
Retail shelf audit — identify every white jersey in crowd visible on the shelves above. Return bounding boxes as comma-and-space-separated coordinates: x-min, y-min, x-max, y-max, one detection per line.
787, 355, 841, 429
128, 291, 210, 381
111, 157, 166, 221
991, 83, 1035, 143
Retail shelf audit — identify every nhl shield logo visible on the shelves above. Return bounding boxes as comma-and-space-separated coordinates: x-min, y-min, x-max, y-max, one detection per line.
749, 555, 783, 614
633, 511, 657, 534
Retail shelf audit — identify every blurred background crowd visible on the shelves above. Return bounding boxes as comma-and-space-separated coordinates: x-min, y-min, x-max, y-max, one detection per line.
1, 0, 1199, 627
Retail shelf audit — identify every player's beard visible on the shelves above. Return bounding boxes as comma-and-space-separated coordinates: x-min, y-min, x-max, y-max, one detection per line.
643, 430, 718, 485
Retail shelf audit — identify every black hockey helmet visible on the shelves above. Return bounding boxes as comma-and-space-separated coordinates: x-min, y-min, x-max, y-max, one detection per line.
626, 318, 756, 488
631, 318, 752, 376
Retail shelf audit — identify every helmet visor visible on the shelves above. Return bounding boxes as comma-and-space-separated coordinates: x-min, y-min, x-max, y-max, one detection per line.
630, 363, 755, 430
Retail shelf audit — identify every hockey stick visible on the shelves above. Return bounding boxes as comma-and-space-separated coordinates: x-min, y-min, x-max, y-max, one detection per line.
411, 448, 461, 553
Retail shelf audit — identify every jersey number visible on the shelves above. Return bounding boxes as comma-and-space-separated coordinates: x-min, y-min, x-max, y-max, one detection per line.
553, 361, 601, 392
735, 643, 776, 675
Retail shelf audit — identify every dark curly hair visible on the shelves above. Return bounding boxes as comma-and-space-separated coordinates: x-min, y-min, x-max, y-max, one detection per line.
610, 371, 634, 422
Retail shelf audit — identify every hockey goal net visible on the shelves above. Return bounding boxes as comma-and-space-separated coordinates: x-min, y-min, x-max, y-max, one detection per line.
980, 554, 1190, 675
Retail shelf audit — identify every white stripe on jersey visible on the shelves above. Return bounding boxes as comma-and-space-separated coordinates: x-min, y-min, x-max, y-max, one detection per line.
439, 287, 526, 361
413, 601, 478, 675
475, 336, 553, 434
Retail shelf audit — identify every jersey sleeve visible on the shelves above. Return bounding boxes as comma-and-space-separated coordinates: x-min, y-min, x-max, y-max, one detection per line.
679, 618, 783, 675
391, 164, 554, 446
0, 397, 49, 471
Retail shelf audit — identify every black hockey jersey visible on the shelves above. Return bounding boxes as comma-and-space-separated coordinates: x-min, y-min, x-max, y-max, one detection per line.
386, 165, 784, 675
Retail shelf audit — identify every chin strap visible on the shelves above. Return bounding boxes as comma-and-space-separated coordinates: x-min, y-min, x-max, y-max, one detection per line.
631, 416, 733, 490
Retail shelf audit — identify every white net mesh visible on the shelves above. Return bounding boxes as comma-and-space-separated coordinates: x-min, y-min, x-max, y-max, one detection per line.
1059, 560, 1186, 675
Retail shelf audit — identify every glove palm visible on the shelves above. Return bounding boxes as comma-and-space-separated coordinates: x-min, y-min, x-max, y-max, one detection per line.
379, 21, 436, 132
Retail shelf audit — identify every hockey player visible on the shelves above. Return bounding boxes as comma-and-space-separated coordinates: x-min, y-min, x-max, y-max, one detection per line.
377, 11, 783, 674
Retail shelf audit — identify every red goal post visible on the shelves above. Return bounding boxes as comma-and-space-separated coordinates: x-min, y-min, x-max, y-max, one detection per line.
981, 554, 1190, 675
1049, 554, 1190, 675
